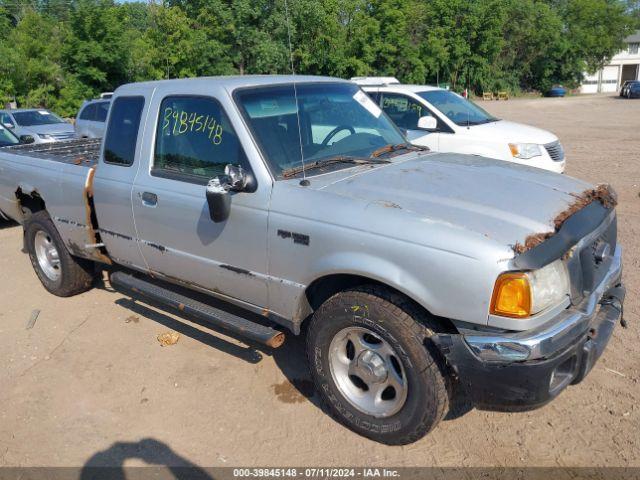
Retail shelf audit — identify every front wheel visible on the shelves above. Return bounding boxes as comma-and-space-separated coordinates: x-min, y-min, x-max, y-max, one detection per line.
306, 286, 449, 445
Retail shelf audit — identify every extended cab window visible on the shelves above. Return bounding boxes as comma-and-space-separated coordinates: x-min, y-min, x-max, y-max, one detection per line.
152, 96, 248, 181
103, 96, 145, 166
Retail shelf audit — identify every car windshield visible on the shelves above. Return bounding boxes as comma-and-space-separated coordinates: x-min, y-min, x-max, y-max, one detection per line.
417, 90, 498, 126
0, 126, 19, 147
12, 110, 65, 126
235, 82, 406, 178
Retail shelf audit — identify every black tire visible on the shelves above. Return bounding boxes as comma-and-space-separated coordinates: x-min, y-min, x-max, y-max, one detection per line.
24, 210, 95, 297
306, 285, 449, 445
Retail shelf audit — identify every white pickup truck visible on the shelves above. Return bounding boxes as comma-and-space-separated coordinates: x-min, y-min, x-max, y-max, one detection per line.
354, 77, 566, 173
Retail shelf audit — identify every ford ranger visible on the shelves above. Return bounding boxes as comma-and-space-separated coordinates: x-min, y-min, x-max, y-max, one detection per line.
0, 76, 625, 445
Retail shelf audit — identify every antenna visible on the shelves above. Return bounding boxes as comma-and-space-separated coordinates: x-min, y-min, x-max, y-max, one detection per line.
466, 62, 471, 130
284, 0, 309, 186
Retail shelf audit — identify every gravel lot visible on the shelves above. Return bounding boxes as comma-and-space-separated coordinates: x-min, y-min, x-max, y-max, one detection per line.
0, 94, 638, 469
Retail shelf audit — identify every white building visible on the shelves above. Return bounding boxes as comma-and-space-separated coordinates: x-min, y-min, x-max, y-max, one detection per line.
580, 30, 640, 94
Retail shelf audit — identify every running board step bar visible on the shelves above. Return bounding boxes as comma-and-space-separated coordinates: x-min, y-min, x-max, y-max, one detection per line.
110, 271, 285, 348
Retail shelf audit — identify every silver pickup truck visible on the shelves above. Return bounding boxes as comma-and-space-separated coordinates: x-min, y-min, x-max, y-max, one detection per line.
0, 76, 625, 445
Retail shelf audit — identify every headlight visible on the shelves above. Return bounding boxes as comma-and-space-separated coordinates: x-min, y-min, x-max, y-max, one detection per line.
37, 133, 53, 140
490, 259, 570, 318
509, 143, 542, 159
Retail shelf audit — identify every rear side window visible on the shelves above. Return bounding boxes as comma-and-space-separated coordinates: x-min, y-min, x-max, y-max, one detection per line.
79, 103, 96, 121
103, 96, 145, 166
96, 102, 110, 122
152, 95, 249, 181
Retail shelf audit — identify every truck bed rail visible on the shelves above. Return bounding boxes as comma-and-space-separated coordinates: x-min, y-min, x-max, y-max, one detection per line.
6, 138, 102, 166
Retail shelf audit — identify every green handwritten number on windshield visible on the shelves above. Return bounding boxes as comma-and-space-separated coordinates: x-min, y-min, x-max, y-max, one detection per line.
162, 107, 172, 133
160, 106, 224, 144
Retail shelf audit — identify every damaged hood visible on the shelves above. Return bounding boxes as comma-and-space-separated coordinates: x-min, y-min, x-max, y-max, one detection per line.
313, 152, 593, 249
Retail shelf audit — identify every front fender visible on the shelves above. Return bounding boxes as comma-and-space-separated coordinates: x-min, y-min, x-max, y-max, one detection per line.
293, 250, 442, 324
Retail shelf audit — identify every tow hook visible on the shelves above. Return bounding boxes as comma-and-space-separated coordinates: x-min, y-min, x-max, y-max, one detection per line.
600, 289, 626, 328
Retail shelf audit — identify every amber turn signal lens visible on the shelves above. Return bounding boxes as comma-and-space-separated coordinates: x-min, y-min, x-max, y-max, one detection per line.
490, 272, 532, 318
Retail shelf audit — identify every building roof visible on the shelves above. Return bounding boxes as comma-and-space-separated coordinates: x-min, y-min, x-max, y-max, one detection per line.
625, 30, 640, 43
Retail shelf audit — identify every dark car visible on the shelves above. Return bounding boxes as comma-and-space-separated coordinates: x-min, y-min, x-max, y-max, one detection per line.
628, 81, 640, 99
620, 80, 638, 97
547, 85, 566, 97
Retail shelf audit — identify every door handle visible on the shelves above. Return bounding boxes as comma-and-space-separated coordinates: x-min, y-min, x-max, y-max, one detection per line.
140, 191, 158, 207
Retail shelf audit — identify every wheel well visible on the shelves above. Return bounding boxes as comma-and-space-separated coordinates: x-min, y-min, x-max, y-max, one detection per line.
303, 273, 457, 335
15, 188, 46, 216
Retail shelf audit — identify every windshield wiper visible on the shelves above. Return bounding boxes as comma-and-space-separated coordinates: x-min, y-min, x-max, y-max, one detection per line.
281, 155, 390, 179
371, 143, 429, 158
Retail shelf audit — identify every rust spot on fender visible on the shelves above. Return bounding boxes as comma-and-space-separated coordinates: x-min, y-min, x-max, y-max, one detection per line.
513, 184, 617, 254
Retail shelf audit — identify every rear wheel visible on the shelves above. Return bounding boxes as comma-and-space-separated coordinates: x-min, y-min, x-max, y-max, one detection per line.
25, 211, 95, 296
306, 286, 449, 445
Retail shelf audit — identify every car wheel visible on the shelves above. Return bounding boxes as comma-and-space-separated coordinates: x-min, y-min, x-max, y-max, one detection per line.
25, 211, 95, 296
306, 285, 449, 445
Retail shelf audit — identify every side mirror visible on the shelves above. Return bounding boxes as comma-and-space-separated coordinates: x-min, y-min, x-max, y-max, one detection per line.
205, 165, 251, 223
19, 135, 35, 144
417, 116, 437, 131
3, 123, 14, 129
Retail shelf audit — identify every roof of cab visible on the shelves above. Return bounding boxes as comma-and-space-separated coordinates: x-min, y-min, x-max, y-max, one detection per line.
114, 75, 348, 95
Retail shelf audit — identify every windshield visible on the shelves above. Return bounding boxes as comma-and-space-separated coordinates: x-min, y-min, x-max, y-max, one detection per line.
235, 82, 406, 178
0, 126, 19, 147
417, 90, 498, 126
12, 110, 66, 127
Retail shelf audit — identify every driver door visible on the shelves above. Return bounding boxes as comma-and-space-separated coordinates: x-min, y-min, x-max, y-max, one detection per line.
378, 92, 440, 151
131, 93, 270, 308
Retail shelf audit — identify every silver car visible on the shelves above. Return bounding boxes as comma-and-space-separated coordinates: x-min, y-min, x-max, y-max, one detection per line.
75, 99, 110, 138
0, 109, 76, 143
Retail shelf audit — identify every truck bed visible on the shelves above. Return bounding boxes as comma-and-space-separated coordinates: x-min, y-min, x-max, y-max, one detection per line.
0, 137, 109, 264
5, 138, 102, 167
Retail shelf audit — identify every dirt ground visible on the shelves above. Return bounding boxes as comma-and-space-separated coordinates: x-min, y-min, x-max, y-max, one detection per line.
0, 94, 638, 469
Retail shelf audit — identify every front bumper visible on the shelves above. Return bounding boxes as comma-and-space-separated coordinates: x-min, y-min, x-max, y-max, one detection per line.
435, 246, 625, 411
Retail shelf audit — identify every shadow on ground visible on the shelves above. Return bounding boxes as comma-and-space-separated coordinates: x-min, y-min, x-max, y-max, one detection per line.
103, 270, 473, 427
80, 438, 212, 480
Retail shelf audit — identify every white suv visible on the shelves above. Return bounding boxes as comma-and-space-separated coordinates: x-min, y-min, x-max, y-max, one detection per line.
353, 77, 565, 173
75, 99, 110, 138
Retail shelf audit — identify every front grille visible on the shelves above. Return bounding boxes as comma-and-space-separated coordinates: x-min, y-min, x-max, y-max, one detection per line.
544, 140, 565, 162
567, 215, 617, 304
579, 216, 617, 294
50, 132, 76, 141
